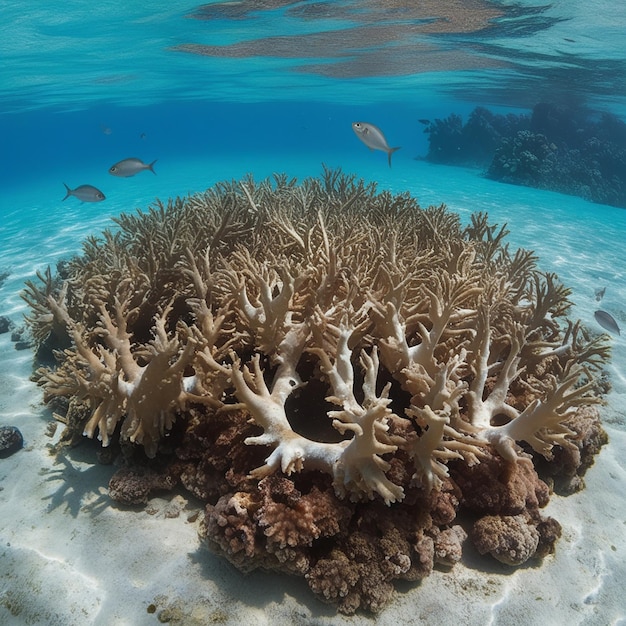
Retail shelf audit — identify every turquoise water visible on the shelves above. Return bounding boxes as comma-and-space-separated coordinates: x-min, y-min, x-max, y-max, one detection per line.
1, 2, 626, 625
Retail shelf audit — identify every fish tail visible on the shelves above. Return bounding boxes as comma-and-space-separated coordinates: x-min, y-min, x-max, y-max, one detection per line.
62, 183, 72, 201
387, 147, 401, 168
148, 159, 157, 175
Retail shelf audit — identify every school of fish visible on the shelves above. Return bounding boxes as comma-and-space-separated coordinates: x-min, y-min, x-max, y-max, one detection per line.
63, 157, 157, 204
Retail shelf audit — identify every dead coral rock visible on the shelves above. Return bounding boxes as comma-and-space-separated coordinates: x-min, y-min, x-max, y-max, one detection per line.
428, 478, 462, 526
306, 538, 402, 615
257, 475, 352, 549
410, 533, 436, 581
175, 457, 226, 502
355, 500, 436, 576
471, 514, 540, 566
175, 408, 266, 501
431, 525, 467, 567
306, 548, 364, 615
450, 450, 549, 516
145, 494, 189, 519
305, 502, 438, 614
534, 514, 562, 559
201, 491, 262, 572
0, 315, 14, 334
53, 398, 92, 448
201, 475, 353, 576
200, 474, 443, 615
108, 466, 177, 505
256, 475, 353, 575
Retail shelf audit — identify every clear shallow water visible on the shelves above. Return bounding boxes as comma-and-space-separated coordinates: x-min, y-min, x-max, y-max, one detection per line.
1, 2, 626, 625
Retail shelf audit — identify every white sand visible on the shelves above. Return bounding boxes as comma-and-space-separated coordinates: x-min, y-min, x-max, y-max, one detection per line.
1, 158, 625, 625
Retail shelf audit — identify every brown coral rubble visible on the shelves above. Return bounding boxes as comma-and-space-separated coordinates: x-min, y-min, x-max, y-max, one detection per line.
24, 168, 610, 614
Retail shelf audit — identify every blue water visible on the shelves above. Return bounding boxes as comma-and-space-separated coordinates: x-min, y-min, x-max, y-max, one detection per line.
1, 2, 626, 625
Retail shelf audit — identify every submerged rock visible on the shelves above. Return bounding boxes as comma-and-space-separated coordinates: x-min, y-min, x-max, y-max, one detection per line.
0, 316, 14, 334
0, 426, 23, 458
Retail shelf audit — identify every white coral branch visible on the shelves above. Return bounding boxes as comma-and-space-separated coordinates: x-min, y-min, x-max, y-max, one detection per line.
313, 332, 403, 504
228, 349, 345, 478
67, 299, 198, 456
408, 405, 485, 491
232, 314, 404, 504
466, 313, 525, 430
486, 364, 599, 461
223, 258, 301, 354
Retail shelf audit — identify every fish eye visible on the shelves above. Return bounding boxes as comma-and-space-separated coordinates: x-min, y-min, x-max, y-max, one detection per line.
110, 166, 116, 172
354, 123, 361, 128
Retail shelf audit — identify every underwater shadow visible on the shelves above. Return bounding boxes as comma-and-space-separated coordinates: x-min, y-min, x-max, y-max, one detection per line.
42, 445, 114, 518
187, 543, 359, 621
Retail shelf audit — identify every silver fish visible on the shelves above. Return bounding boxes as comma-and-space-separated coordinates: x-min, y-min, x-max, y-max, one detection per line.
109, 157, 157, 177
594, 309, 620, 335
352, 122, 400, 167
62, 183, 105, 203
594, 287, 606, 301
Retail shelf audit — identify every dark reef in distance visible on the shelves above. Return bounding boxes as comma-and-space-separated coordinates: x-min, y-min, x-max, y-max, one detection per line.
422, 103, 626, 209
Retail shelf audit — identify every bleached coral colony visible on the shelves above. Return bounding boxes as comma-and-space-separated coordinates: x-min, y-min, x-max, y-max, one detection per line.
24, 169, 609, 613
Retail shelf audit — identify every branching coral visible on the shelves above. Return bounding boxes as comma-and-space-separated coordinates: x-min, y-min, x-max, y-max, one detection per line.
36, 291, 202, 457
25, 167, 610, 614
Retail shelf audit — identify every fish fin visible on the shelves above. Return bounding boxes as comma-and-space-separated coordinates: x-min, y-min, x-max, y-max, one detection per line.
148, 159, 158, 175
62, 183, 71, 201
387, 146, 401, 167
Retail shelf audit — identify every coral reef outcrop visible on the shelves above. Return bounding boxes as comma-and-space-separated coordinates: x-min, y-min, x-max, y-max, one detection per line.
25, 168, 610, 613
423, 106, 529, 167
422, 103, 626, 208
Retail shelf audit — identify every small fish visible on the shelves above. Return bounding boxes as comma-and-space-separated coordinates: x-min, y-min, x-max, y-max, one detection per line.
62, 183, 105, 203
100, 124, 112, 135
351, 122, 400, 167
594, 287, 606, 301
594, 310, 620, 335
109, 157, 157, 177
418, 118, 431, 125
